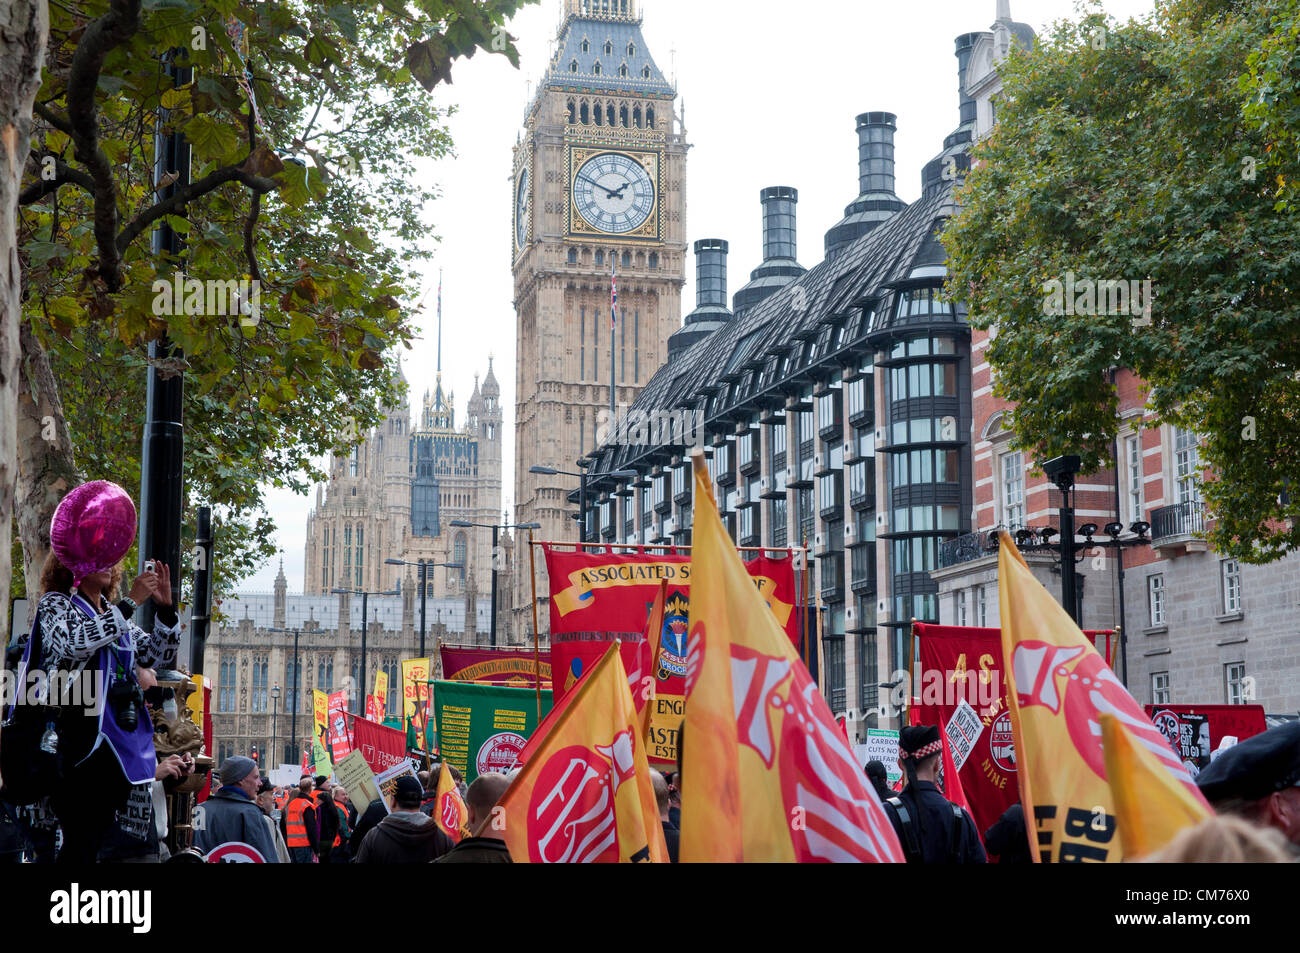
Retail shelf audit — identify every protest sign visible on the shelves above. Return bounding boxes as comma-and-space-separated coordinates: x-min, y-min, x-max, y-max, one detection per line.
335, 749, 381, 809
945, 699, 984, 772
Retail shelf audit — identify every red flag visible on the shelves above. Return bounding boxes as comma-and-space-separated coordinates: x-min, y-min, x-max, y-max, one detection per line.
940, 726, 979, 844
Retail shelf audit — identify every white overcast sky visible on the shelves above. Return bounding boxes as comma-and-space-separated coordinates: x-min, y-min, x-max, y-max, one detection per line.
245, 0, 1157, 593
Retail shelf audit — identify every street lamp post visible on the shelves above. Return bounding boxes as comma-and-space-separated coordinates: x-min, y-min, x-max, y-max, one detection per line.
333, 587, 399, 710
449, 520, 541, 646
991, 457, 1151, 680
268, 626, 301, 762
271, 684, 280, 768
385, 559, 463, 657
530, 465, 639, 545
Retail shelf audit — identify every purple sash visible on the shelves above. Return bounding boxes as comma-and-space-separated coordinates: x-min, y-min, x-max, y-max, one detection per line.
71, 594, 157, 785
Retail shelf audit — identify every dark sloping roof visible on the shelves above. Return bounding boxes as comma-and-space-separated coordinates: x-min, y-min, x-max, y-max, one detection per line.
587, 187, 953, 479
545, 17, 673, 96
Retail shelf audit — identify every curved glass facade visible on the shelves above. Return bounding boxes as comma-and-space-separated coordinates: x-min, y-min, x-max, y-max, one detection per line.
870, 280, 973, 665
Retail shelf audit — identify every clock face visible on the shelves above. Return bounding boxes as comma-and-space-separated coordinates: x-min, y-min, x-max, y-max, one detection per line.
573, 152, 655, 235
515, 168, 529, 249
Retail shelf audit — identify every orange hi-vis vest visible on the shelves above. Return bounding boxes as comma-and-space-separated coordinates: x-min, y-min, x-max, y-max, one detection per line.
285, 797, 314, 849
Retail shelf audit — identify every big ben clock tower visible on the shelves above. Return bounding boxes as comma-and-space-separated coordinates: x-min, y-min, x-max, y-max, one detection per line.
512, 0, 687, 640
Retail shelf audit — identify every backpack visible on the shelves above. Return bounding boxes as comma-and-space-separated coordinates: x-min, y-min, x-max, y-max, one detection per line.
0, 611, 66, 805
885, 795, 966, 863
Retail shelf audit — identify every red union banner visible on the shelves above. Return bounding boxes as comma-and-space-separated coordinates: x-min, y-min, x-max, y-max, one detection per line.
352, 715, 407, 776
543, 547, 802, 762
543, 548, 801, 644
913, 623, 1116, 849
440, 644, 553, 687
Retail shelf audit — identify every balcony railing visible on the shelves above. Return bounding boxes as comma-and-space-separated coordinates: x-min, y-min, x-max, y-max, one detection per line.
1150, 500, 1205, 544
938, 531, 993, 569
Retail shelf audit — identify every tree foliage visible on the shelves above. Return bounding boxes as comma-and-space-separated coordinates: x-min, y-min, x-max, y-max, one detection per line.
942, 0, 1300, 563
17, 0, 532, 604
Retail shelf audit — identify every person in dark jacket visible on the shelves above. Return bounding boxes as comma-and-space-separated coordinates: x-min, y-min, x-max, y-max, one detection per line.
350, 796, 387, 855
280, 778, 320, 863
354, 776, 453, 863
192, 757, 280, 862
651, 770, 678, 863
315, 776, 340, 863
436, 773, 512, 864
881, 725, 986, 864
984, 802, 1032, 863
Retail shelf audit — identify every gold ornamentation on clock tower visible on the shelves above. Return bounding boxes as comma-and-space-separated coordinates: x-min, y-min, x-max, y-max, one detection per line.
512, 0, 687, 640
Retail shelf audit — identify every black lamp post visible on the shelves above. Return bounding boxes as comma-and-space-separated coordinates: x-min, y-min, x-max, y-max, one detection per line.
270, 684, 280, 768
332, 587, 399, 710
987, 455, 1151, 679
530, 464, 639, 544
385, 558, 463, 657
448, 520, 541, 646
268, 625, 301, 762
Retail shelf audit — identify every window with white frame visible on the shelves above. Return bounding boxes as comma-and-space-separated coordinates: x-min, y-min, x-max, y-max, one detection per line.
1151, 671, 1170, 705
1001, 452, 1024, 528
977, 586, 987, 626
1173, 426, 1200, 504
1148, 574, 1165, 626
1221, 559, 1242, 613
956, 590, 967, 626
1126, 435, 1144, 523
1225, 662, 1247, 704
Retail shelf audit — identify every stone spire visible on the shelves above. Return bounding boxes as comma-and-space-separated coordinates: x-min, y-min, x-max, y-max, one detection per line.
273, 558, 287, 628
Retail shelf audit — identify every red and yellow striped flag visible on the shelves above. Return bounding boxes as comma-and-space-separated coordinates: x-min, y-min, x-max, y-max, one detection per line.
498, 642, 667, 863
998, 531, 1210, 862
1101, 713, 1212, 859
681, 452, 904, 862
432, 761, 470, 843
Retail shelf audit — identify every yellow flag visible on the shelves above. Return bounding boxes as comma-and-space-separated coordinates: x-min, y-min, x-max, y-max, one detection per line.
997, 531, 1210, 862
1101, 713, 1212, 859
401, 658, 430, 738
640, 580, 668, 746
498, 643, 667, 863
373, 670, 389, 718
681, 452, 904, 863
311, 689, 333, 775
431, 761, 470, 843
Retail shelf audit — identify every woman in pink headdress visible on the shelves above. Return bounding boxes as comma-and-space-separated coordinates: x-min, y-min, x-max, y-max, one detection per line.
17, 482, 182, 862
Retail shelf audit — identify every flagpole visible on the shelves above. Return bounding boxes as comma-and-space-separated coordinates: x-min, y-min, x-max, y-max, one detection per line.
609, 258, 616, 423
529, 530, 543, 721
529, 533, 543, 722
815, 564, 825, 699
907, 617, 917, 728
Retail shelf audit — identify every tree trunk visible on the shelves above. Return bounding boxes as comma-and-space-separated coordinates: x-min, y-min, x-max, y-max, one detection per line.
0, 0, 49, 642
17, 318, 81, 589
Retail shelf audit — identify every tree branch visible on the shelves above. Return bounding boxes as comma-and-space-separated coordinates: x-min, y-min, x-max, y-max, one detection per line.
33, 101, 74, 136
115, 164, 277, 253
64, 0, 143, 291
20, 151, 95, 205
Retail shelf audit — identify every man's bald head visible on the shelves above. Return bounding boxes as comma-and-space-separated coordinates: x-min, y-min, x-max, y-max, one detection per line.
650, 769, 670, 819
465, 772, 512, 835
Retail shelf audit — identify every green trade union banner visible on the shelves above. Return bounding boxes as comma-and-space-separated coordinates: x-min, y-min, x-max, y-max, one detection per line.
434, 681, 552, 783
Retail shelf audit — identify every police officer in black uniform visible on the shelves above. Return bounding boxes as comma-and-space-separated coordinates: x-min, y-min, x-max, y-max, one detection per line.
1195, 721, 1300, 849
882, 724, 986, 864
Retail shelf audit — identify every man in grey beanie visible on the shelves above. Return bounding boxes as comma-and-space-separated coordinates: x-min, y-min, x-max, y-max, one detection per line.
192, 756, 280, 862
